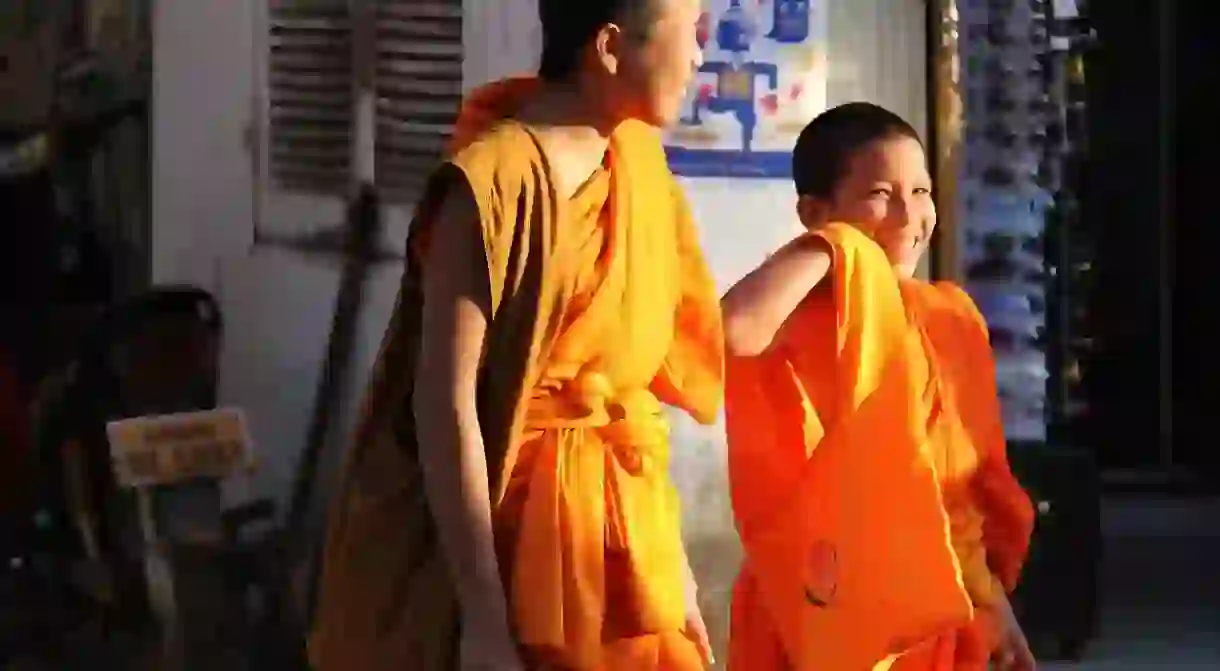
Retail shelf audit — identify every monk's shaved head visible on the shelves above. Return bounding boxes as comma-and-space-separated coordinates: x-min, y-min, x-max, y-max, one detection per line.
536, 0, 700, 126
537, 0, 661, 81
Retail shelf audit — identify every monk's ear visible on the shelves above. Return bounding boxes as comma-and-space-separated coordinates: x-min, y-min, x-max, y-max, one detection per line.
796, 195, 827, 231
594, 23, 625, 75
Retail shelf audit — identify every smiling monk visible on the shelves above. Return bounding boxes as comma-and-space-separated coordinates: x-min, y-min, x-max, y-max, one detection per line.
722, 103, 1036, 671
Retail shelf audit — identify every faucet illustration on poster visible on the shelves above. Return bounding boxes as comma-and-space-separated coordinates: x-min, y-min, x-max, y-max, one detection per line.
666, 0, 827, 178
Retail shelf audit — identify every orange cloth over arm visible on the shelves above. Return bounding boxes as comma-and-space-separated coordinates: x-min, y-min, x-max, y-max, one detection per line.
650, 178, 725, 424
726, 349, 823, 671
726, 224, 974, 671
886, 281, 1035, 671
902, 282, 1034, 594
941, 284, 1034, 594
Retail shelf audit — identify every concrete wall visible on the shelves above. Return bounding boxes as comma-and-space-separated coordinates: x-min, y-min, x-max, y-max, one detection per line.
151, 0, 926, 663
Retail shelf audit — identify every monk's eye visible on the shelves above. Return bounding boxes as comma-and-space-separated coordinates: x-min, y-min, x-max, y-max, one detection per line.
913, 187, 932, 196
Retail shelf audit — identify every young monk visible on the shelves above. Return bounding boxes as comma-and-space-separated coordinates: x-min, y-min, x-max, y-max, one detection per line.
309, 1, 723, 670
722, 103, 1037, 671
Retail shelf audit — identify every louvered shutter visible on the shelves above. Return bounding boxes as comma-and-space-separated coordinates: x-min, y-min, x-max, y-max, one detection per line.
375, 0, 463, 204
257, 0, 463, 249
266, 0, 353, 199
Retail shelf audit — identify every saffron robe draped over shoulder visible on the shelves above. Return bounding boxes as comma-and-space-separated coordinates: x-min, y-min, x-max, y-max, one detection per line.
725, 224, 1033, 671
309, 77, 723, 671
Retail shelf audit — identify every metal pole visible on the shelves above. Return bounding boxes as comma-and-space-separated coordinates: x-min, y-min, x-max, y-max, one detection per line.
350, 0, 377, 193
928, 0, 962, 282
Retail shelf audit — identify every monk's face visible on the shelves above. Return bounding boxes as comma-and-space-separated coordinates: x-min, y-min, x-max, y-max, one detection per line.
811, 135, 936, 278
599, 0, 703, 126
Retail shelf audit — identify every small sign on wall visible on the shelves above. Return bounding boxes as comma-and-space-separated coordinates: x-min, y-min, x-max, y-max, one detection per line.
107, 408, 254, 488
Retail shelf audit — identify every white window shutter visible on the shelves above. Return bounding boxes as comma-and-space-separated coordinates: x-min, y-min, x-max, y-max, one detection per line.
266, 0, 353, 198
256, 0, 464, 252
257, 0, 352, 245
375, 0, 463, 206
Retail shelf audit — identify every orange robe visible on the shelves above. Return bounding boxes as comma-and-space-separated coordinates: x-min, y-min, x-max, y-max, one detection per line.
309, 77, 723, 671
725, 224, 1033, 670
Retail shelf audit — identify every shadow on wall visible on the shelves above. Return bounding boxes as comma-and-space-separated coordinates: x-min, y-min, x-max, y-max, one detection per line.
214, 248, 406, 510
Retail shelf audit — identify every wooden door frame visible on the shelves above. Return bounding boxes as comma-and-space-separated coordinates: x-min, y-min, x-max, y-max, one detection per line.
927, 0, 962, 282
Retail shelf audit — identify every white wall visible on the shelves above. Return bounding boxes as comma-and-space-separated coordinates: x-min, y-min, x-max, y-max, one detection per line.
150, 0, 255, 291
152, 0, 925, 661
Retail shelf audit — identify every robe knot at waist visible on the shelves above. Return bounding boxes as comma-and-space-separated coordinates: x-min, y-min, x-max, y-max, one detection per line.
508, 365, 686, 665
525, 367, 670, 474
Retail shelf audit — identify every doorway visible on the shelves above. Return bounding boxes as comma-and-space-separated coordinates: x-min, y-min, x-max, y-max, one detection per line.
1082, 0, 1197, 485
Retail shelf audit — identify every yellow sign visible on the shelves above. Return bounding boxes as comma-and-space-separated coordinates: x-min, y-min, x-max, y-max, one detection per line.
106, 408, 254, 488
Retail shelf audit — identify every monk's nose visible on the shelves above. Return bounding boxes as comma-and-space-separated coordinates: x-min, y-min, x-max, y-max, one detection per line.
895, 198, 926, 241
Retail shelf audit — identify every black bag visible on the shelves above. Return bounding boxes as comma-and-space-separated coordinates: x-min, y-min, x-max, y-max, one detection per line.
1007, 443, 1102, 661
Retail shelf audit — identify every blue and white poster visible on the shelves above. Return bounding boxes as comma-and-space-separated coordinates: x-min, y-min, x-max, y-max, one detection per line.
665, 0, 828, 178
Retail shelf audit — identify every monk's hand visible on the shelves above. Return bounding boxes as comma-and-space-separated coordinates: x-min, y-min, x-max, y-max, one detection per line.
682, 560, 715, 667
684, 603, 714, 668
991, 591, 1036, 671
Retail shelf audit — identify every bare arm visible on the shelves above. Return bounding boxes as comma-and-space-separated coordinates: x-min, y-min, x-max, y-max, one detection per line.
412, 187, 511, 635
720, 233, 833, 356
